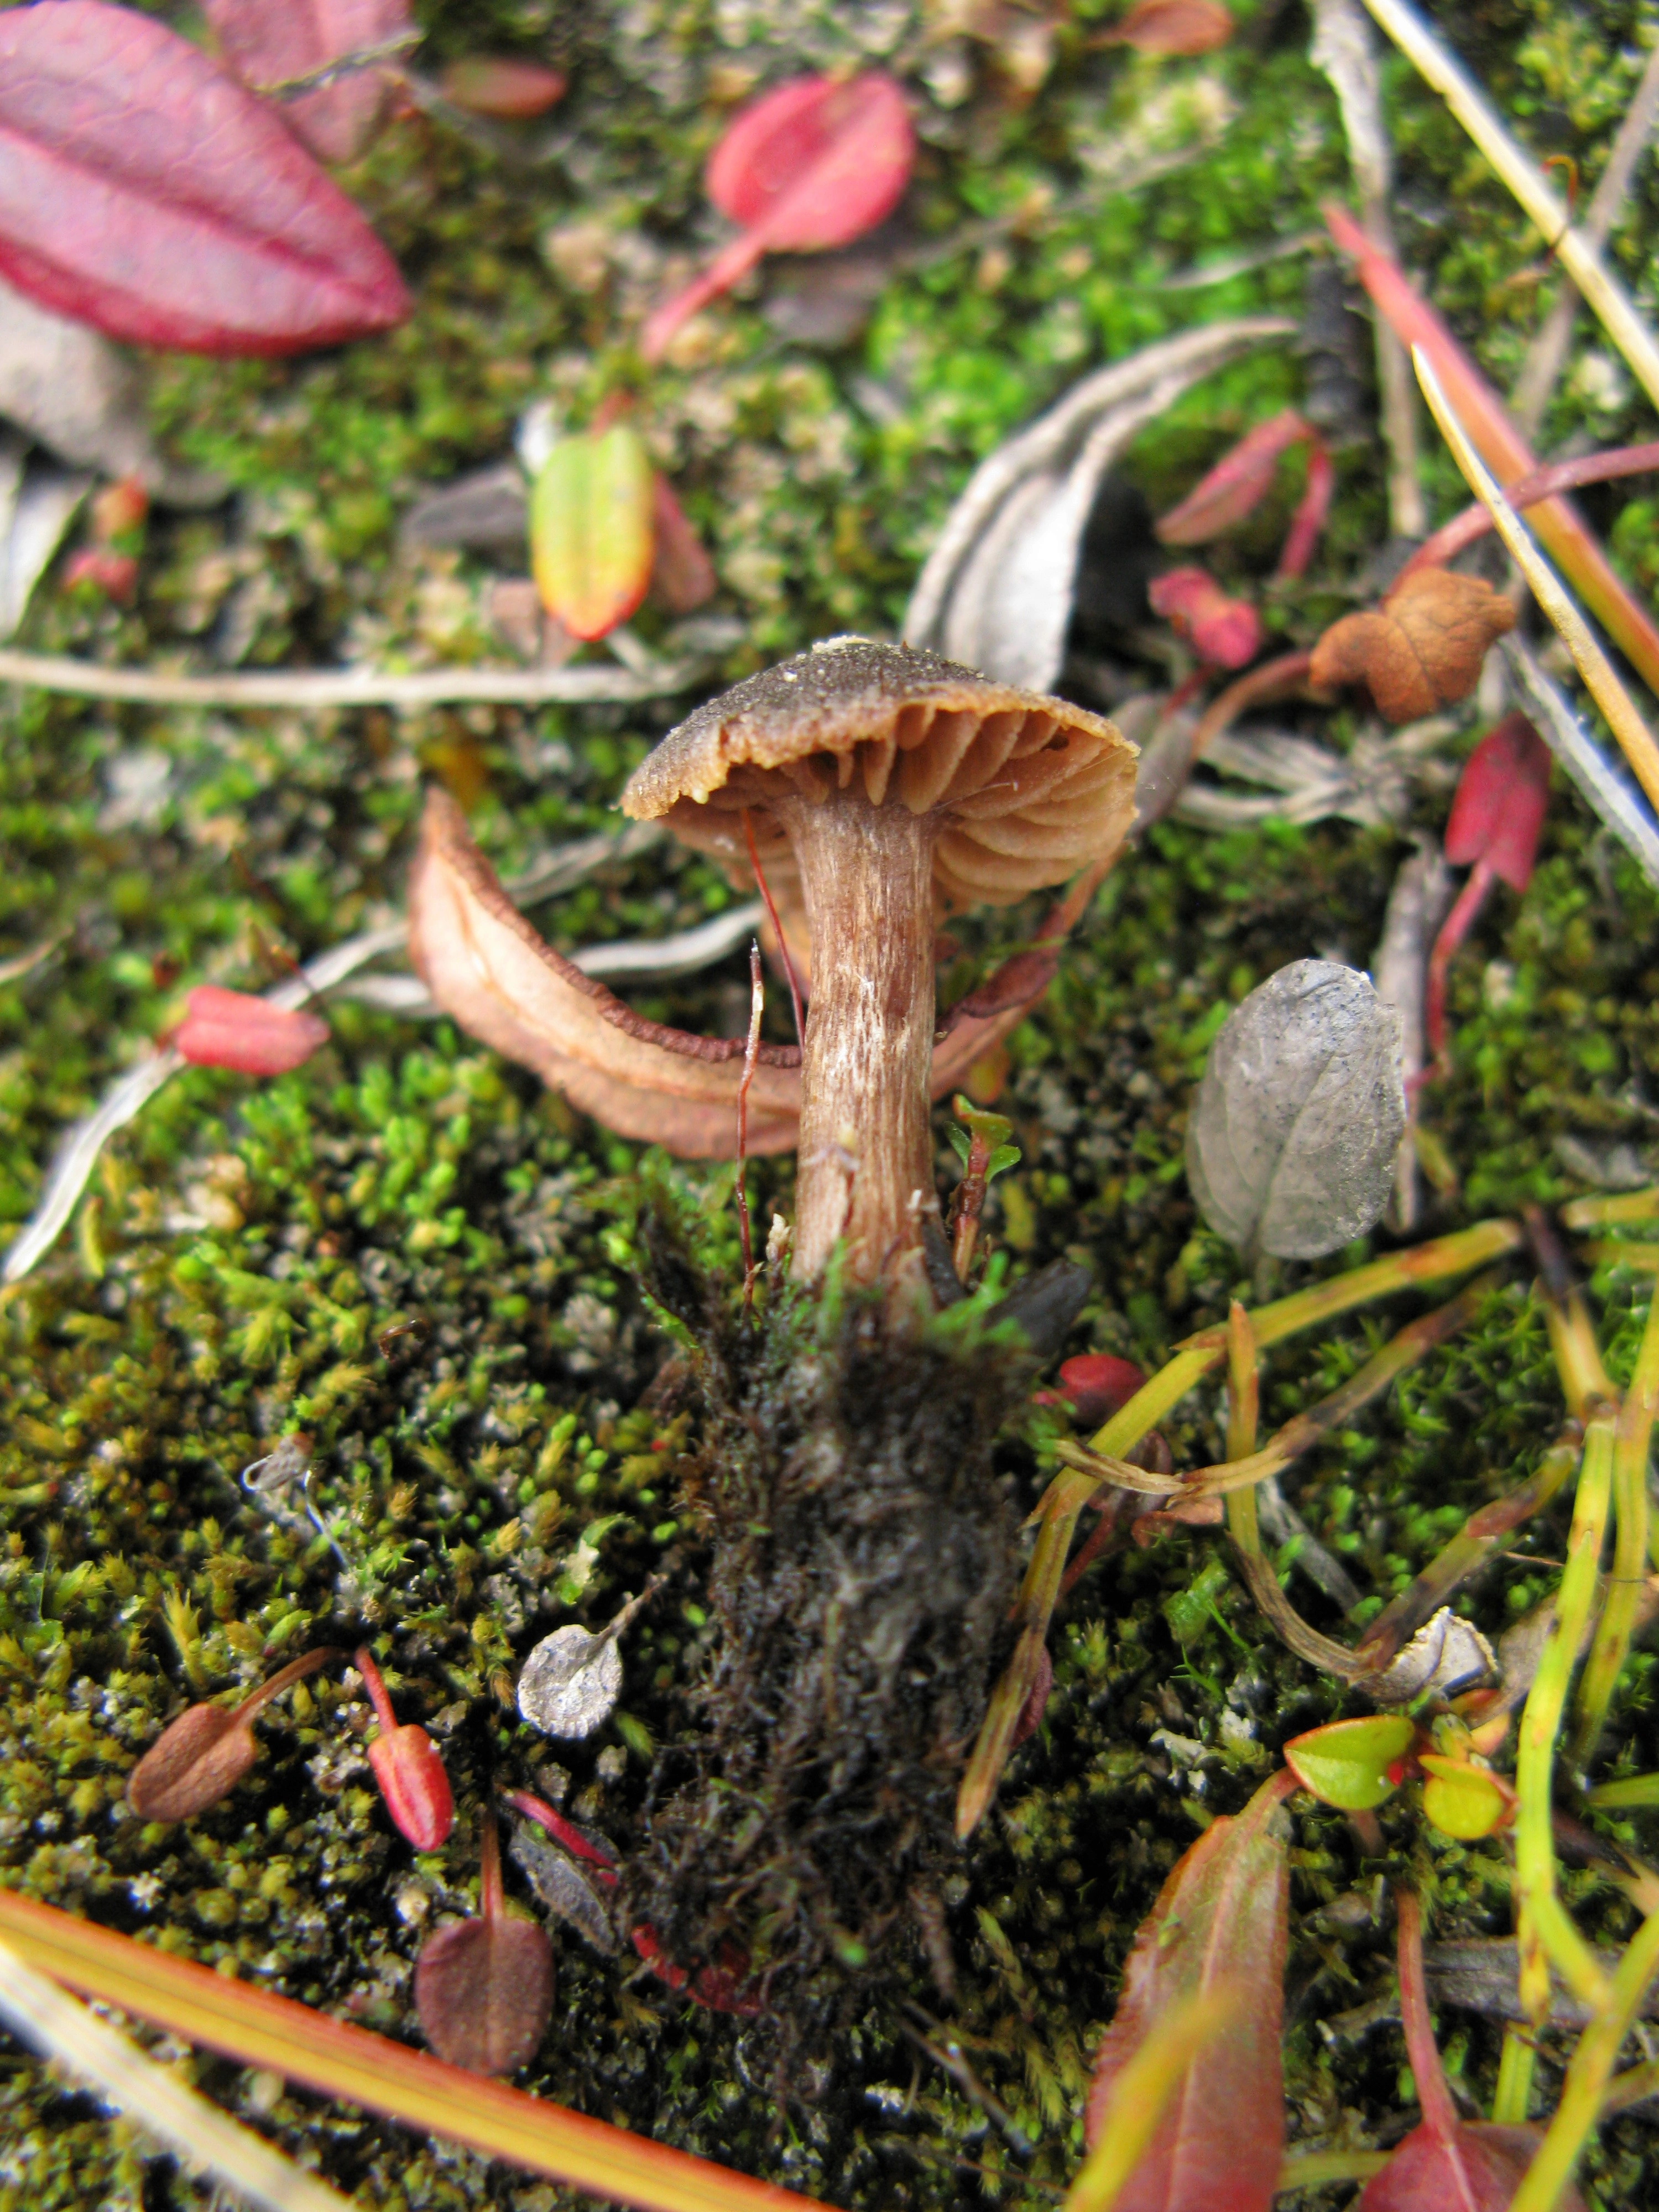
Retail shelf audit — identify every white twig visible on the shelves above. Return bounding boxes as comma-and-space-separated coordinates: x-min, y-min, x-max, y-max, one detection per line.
0, 1938, 353, 2212
1413, 344, 1659, 821
0, 646, 702, 711
1510, 40, 1659, 438
1364, 0, 1659, 417
1312, 0, 1426, 537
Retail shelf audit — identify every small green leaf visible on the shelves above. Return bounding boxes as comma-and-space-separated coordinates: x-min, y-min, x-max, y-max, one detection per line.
986, 1142, 1021, 1181
946, 1126, 972, 1167
530, 422, 655, 640
1420, 1754, 1513, 1842
1284, 1715, 1415, 1811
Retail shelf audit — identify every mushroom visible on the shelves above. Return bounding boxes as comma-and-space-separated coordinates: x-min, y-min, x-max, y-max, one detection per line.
619, 638, 1136, 1287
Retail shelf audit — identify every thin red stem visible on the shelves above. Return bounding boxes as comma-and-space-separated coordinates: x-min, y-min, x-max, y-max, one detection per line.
736, 940, 762, 1307
353, 1645, 398, 1737
479, 1811, 504, 1923
1398, 440, 1659, 584
742, 808, 805, 1048
1192, 649, 1315, 761
1425, 858, 1495, 1075
1395, 1890, 1464, 2152
232, 1645, 336, 1726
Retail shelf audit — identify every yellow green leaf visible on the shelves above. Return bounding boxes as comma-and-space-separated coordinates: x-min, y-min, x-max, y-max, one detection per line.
529, 423, 655, 641
1420, 1752, 1514, 1841
1283, 1715, 1415, 1811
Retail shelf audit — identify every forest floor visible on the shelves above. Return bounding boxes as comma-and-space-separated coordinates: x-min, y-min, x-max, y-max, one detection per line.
4, 2, 1659, 2207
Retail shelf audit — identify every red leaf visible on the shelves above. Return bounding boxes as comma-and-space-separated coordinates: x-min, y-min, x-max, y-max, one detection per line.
641, 72, 913, 361
174, 987, 330, 1076
502, 1788, 620, 1887
0, 2, 410, 355
1443, 713, 1551, 893
1039, 1353, 1146, 1430
1084, 1769, 1293, 2211
125, 1647, 336, 1821
1156, 411, 1313, 546
1149, 566, 1263, 670
204, 0, 413, 165
438, 57, 566, 121
415, 1817, 554, 2077
1106, 0, 1237, 55
649, 474, 717, 615
356, 1646, 454, 1852
1277, 444, 1334, 580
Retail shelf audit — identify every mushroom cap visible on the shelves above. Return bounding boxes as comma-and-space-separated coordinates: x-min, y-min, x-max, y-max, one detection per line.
620, 636, 1136, 910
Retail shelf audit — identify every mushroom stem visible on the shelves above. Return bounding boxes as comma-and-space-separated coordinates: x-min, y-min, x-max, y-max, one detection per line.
775, 784, 937, 1287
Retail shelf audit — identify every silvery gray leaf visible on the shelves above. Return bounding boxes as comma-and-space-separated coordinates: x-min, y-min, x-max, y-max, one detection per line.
902, 317, 1293, 692
1186, 958, 1405, 1259
0, 278, 223, 505
1176, 728, 1400, 830
517, 1621, 622, 1740
400, 461, 528, 555
508, 1827, 617, 1953
0, 434, 88, 639
1369, 1606, 1495, 1707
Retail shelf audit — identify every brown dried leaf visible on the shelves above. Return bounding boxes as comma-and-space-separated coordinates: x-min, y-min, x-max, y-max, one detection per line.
126, 1704, 259, 1822
1309, 566, 1515, 724
1107, 0, 1235, 56
407, 791, 1064, 1160
414, 1914, 554, 2076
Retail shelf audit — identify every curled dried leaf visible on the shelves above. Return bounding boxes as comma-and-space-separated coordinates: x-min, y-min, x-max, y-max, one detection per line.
516, 1623, 623, 1741
1309, 566, 1516, 723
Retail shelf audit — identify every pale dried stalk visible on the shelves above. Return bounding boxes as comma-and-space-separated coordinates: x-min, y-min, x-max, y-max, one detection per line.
0, 645, 700, 711
1510, 39, 1659, 438
1311, 0, 1426, 536
1364, 0, 1659, 416
0, 1938, 352, 2212
1413, 347, 1659, 819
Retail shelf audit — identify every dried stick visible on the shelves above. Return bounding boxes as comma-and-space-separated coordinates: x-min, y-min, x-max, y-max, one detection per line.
1364, 0, 1659, 416
0, 645, 701, 711
0, 1938, 352, 2212
1312, 0, 1426, 536
1510, 41, 1659, 439
1415, 347, 1659, 820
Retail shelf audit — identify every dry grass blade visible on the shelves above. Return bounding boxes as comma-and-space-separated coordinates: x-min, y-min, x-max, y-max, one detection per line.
0, 1936, 353, 2212
0, 1889, 826, 2212
1364, 0, 1659, 415
1413, 346, 1659, 820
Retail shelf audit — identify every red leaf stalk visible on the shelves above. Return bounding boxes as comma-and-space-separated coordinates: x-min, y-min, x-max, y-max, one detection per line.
742, 806, 805, 1047
736, 940, 763, 1307
1395, 1891, 1461, 2148
1425, 858, 1495, 1074
356, 1645, 454, 1851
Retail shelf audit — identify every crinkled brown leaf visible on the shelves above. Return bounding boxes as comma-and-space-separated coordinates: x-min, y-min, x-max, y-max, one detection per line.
406, 790, 1061, 1160
1310, 565, 1516, 724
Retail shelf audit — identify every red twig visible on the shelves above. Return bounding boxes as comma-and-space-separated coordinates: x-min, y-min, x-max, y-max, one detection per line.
742, 807, 805, 1048
736, 941, 763, 1310
1397, 439, 1659, 583
1395, 1890, 1463, 2150
1423, 858, 1495, 1077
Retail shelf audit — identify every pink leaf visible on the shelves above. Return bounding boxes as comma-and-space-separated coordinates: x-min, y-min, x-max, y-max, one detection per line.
1105, 0, 1237, 54
641, 72, 913, 361
650, 474, 717, 615
1276, 443, 1334, 580
1149, 565, 1263, 669
174, 987, 330, 1076
0, 1, 410, 354
204, 0, 413, 165
1323, 201, 1659, 701
1156, 410, 1313, 546
1443, 713, 1551, 893
1084, 1769, 1293, 2211
1037, 1353, 1146, 1429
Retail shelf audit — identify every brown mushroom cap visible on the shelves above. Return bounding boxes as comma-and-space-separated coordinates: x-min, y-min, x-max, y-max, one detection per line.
620, 637, 1136, 911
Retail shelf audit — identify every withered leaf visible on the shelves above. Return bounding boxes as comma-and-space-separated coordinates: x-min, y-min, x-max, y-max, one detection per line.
415, 1818, 554, 2076
1107, 0, 1237, 55
1309, 566, 1516, 724
508, 1825, 618, 1954
126, 1647, 335, 1821
1186, 960, 1405, 1259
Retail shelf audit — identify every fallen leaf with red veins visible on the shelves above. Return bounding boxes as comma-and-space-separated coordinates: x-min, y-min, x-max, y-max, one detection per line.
641, 72, 914, 361
439, 56, 566, 119
0, 1, 411, 354
204, 0, 413, 165
1309, 567, 1515, 723
649, 474, 717, 615
406, 789, 1060, 1160
1149, 565, 1262, 669
174, 986, 330, 1075
415, 1816, 553, 2077
356, 1645, 454, 1852
1105, 0, 1236, 53
126, 1648, 336, 1821
1084, 1768, 1293, 2211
